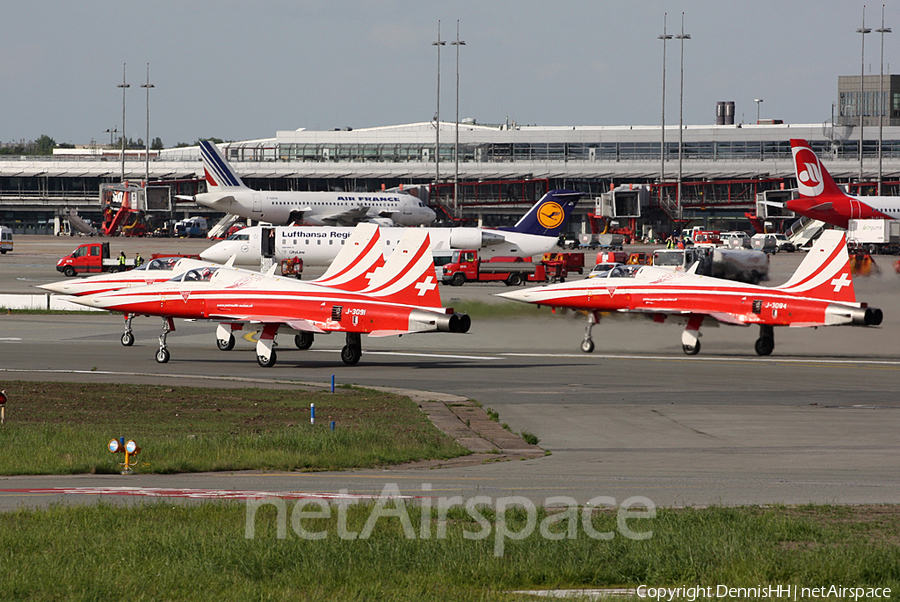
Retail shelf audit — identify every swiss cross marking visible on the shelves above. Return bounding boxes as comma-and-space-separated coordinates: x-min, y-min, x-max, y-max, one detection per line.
365, 266, 382, 283
831, 273, 852, 293
415, 276, 437, 296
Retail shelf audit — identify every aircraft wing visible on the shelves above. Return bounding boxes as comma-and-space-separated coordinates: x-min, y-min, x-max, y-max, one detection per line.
208, 313, 327, 333
622, 307, 747, 326
367, 329, 418, 337
317, 206, 371, 226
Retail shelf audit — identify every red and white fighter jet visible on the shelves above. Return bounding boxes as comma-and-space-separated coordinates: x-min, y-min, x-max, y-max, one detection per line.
71, 225, 469, 367
498, 230, 882, 356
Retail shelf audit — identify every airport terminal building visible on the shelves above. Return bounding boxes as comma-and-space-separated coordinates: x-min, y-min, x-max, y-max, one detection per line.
4, 101, 900, 234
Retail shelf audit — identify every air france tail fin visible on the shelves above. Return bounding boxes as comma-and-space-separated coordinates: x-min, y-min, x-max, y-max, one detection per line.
199, 140, 247, 190
312, 223, 385, 292
503, 190, 582, 236
790, 139, 848, 200
362, 229, 441, 308
776, 230, 856, 303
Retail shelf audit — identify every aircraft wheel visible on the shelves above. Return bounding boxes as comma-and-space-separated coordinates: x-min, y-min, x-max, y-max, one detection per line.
581, 339, 595, 353
450, 272, 466, 287
156, 348, 170, 363
121, 332, 135, 347
340, 344, 362, 366
217, 334, 235, 351
755, 337, 774, 356
257, 350, 277, 368
295, 332, 314, 350
64, 266, 76, 277
682, 342, 701, 356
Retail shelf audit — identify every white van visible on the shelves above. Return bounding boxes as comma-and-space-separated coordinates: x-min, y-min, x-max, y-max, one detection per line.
0, 226, 12, 254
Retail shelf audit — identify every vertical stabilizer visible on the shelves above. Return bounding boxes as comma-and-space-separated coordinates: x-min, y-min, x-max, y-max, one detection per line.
790, 139, 848, 200
776, 230, 856, 303
312, 223, 385, 292
363, 229, 441, 308
506, 190, 582, 236
199, 140, 247, 190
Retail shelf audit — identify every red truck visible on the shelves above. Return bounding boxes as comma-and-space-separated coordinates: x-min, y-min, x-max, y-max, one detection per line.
542, 252, 585, 274
56, 242, 136, 277
439, 250, 566, 286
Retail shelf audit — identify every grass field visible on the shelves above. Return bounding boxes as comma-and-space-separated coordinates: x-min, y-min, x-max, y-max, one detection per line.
0, 502, 897, 601
0, 381, 469, 475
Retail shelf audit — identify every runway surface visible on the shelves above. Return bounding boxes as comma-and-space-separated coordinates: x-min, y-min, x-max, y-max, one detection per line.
1, 236, 899, 509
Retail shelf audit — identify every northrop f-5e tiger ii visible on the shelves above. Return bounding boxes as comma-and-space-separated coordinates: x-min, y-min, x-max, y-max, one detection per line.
499, 230, 882, 356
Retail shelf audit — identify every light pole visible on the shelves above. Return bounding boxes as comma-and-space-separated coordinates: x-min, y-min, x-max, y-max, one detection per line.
451, 21, 465, 215
118, 64, 130, 182
754, 98, 763, 124
104, 127, 119, 148
857, 7, 871, 186
140, 63, 154, 187
877, 5, 891, 195
658, 13, 672, 186
432, 21, 445, 193
675, 13, 691, 220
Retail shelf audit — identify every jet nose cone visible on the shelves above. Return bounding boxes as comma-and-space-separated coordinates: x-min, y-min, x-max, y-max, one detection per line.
495, 289, 533, 303
200, 246, 226, 263
38, 280, 71, 294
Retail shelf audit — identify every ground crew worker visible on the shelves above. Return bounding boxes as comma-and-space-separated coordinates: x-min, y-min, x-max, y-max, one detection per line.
135, 252, 143, 267
118, 251, 126, 266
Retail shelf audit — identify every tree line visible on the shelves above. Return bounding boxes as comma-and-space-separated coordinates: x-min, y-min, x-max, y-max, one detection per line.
0, 136, 227, 155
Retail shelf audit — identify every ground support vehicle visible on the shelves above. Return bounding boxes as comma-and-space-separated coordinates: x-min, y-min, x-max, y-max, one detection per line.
56, 242, 136, 277
652, 247, 769, 284
440, 250, 566, 286
848, 219, 900, 255
175, 217, 208, 238
0, 226, 12, 254
542, 252, 585, 274
280, 256, 304, 278
579, 233, 625, 250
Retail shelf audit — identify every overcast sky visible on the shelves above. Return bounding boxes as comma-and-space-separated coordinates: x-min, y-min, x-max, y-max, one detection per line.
1, 1, 893, 147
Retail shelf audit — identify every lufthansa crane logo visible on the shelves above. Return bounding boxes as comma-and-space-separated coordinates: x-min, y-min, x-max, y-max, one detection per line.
537, 201, 565, 229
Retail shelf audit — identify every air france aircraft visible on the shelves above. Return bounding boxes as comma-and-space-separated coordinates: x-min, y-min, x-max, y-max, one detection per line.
199, 190, 583, 267
194, 141, 435, 227
788, 138, 900, 228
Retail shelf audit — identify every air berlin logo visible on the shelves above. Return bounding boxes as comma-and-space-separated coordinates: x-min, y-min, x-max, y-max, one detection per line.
793, 147, 824, 196
537, 201, 565, 230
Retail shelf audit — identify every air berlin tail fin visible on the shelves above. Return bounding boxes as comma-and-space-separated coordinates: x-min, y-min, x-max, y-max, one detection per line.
199, 140, 247, 190
363, 229, 442, 308
312, 223, 385, 292
776, 230, 856, 303
790, 139, 848, 200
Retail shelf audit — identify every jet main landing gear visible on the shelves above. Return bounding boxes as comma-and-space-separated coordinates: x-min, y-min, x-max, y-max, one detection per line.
755, 325, 775, 356
156, 317, 175, 363
341, 332, 362, 365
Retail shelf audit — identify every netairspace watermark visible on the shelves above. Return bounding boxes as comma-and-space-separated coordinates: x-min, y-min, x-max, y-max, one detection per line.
244, 483, 655, 557
637, 585, 892, 601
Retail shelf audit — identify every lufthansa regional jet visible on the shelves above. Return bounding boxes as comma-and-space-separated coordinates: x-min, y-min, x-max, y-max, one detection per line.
199, 189, 583, 268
